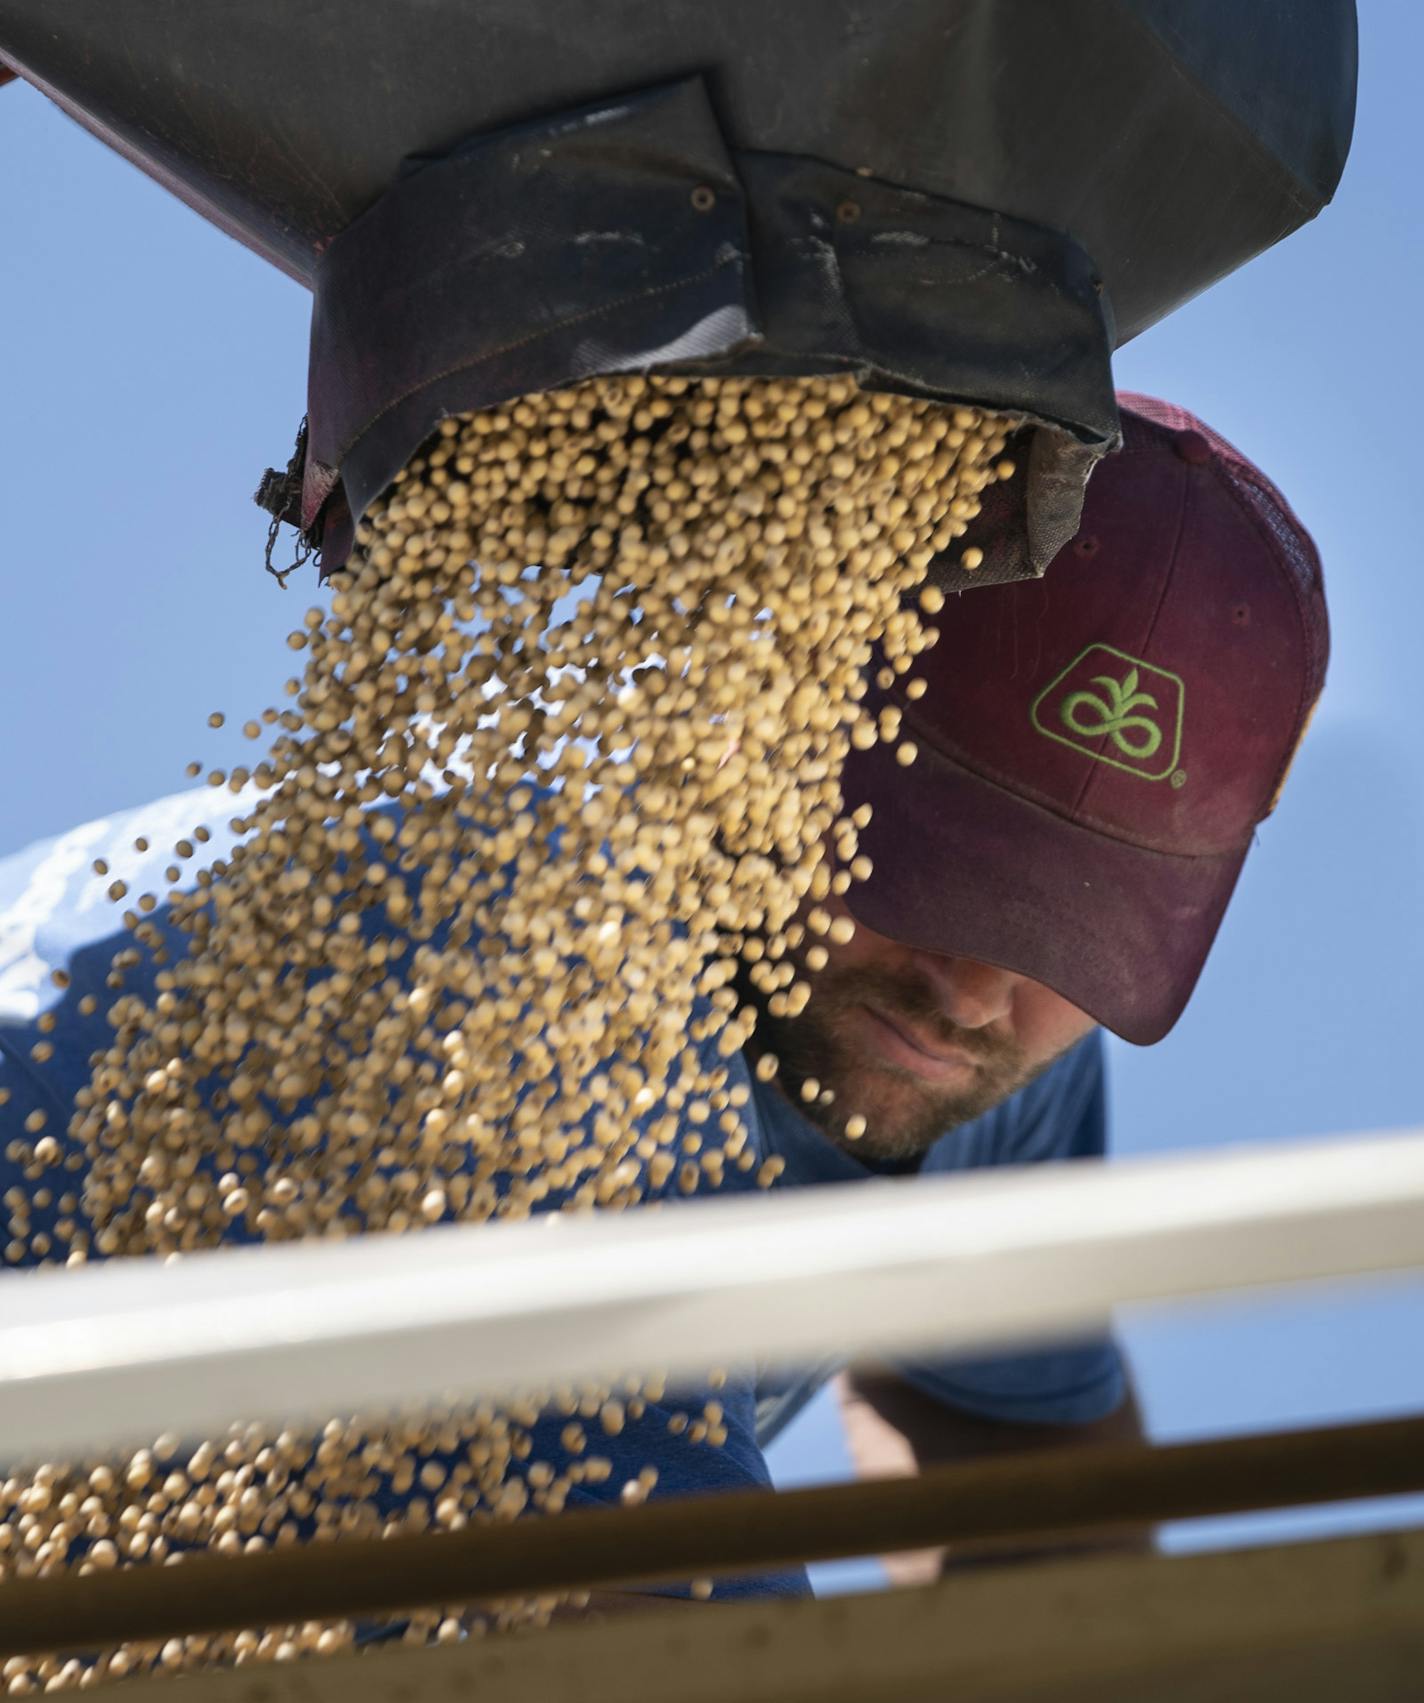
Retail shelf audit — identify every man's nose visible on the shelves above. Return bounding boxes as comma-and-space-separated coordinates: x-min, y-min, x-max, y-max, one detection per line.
913, 953, 1020, 1031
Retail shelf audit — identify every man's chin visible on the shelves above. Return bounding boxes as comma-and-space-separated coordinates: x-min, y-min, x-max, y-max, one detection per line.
826, 1123, 938, 1165
812, 1070, 970, 1164
818, 1052, 1039, 1162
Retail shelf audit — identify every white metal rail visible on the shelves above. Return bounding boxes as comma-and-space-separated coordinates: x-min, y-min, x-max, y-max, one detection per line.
0, 1132, 1421, 1462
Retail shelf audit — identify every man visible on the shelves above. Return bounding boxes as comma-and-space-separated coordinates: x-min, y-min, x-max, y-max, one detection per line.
744, 394, 1326, 1567
0, 394, 1326, 1602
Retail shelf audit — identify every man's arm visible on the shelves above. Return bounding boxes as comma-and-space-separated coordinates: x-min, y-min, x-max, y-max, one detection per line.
836, 1362, 1150, 1584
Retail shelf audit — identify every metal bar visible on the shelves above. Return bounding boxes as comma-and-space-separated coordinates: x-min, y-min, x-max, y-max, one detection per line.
1, 1132, 1423, 1463
45, 1529, 1424, 1703
0, 1416, 1421, 1658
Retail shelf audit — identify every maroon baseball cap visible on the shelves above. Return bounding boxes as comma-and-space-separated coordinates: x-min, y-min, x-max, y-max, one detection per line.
842, 395, 1329, 1045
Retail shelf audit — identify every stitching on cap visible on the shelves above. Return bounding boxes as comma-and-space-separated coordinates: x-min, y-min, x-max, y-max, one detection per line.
1203, 457, 1318, 812
1062, 448, 1186, 818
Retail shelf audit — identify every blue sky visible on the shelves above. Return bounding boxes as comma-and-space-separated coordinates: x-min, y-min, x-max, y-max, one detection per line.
2, 6, 1421, 1589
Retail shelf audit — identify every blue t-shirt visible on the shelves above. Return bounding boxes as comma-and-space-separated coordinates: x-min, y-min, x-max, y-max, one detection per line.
0, 789, 1124, 1598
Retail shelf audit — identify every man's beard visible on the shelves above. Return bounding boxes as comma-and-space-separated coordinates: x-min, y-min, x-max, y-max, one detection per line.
737, 959, 1050, 1164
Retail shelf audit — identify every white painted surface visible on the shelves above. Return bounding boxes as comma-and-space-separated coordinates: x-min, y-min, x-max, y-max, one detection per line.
0, 1131, 1421, 1462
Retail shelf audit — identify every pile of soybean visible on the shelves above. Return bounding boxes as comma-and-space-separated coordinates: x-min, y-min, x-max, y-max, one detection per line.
3, 376, 1013, 1686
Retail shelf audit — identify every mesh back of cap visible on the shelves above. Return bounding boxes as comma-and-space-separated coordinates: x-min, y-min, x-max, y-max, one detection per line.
1118, 393, 1330, 713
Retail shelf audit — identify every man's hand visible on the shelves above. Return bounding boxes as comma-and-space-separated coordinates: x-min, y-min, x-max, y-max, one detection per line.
836, 1364, 1151, 1585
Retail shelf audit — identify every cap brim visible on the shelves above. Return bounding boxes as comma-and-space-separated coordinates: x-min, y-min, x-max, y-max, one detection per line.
841, 738, 1248, 1045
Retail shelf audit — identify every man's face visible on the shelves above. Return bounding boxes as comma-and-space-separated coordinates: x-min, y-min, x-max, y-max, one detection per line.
745, 897, 1097, 1163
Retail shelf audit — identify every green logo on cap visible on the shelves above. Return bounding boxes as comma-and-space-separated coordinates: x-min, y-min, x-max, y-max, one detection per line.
1030, 644, 1184, 781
